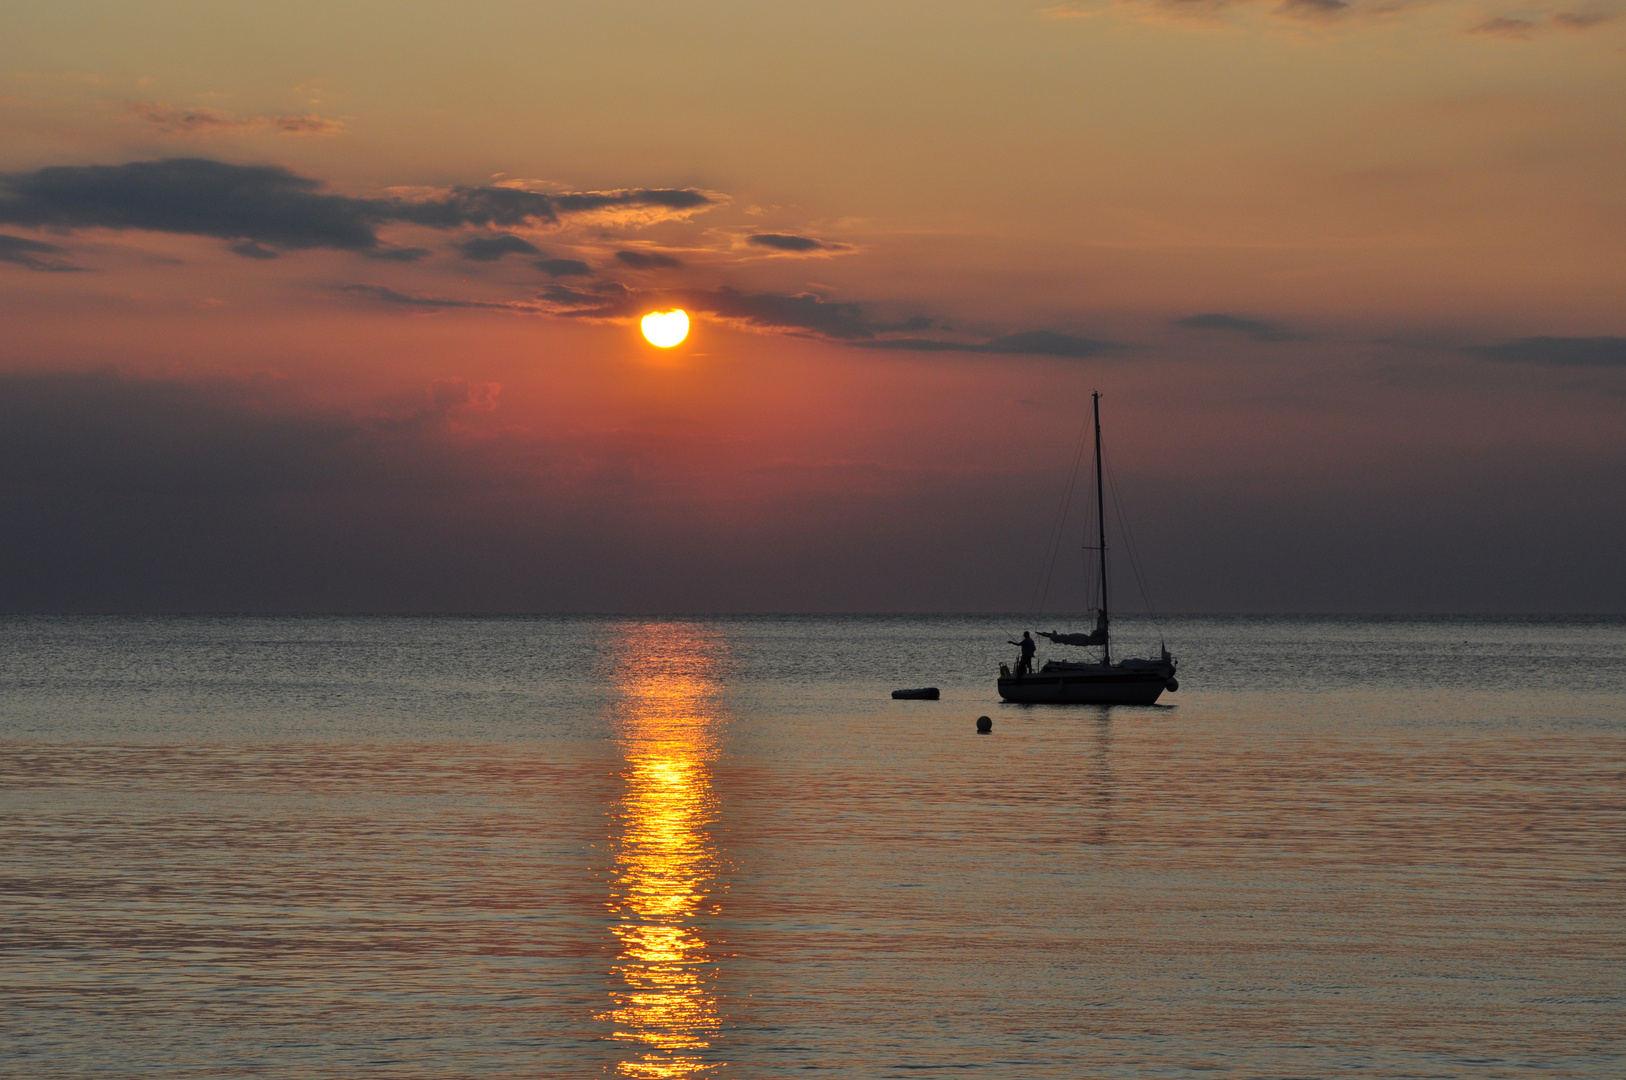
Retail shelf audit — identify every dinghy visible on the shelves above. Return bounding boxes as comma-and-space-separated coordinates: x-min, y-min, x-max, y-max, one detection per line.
891, 687, 941, 700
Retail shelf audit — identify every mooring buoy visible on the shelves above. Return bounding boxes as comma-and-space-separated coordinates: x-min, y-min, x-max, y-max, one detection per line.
976, 715, 992, 733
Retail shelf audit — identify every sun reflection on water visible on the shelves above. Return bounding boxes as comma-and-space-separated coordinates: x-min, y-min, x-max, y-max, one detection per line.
599, 626, 728, 1078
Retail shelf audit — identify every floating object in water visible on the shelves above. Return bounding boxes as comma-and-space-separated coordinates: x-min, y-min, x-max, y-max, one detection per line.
996, 392, 1179, 706
891, 687, 940, 700
976, 715, 992, 732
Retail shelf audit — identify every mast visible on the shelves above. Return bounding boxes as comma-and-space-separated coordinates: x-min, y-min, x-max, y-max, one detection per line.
1093, 391, 1110, 665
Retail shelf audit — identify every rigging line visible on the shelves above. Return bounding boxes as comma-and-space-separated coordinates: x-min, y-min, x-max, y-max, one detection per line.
1032, 428, 1087, 620
1029, 411, 1092, 620
1106, 458, 1164, 642
1103, 448, 1153, 619
1102, 443, 1167, 640
1082, 444, 1102, 615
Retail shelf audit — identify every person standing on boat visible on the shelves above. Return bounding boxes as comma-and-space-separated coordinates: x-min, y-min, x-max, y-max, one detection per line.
1009, 631, 1037, 676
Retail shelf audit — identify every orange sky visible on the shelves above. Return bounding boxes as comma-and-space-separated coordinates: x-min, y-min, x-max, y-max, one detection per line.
2, 2, 1623, 611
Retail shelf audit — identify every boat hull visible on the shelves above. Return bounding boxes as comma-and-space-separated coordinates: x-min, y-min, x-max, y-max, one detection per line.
997, 670, 1168, 705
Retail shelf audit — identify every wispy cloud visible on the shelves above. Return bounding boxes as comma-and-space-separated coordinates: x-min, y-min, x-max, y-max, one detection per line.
1044, 0, 1620, 32
1552, 10, 1617, 28
458, 234, 591, 275
532, 283, 881, 338
615, 249, 682, 269
336, 284, 531, 311
1175, 312, 1299, 341
1468, 15, 1542, 37
532, 257, 592, 277
747, 232, 849, 253
854, 330, 1116, 358
341, 272, 1115, 358
1468, 10, 1617, 37
459, 233, 541, 261
1276, 0, 1350, 17
0, 233, 84, 272
131, 102, 346, 136
1466, 335, 1626, 367
689, 287, 876, 337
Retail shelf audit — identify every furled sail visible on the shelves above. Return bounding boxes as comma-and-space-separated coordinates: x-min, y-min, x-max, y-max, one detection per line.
1040, 612, 1108, 647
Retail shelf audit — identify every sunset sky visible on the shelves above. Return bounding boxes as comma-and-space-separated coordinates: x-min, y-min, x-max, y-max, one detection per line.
3, 1, 1623, 612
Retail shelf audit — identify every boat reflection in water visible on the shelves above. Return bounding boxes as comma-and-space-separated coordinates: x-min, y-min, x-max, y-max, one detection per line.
598, 625, 730, 1078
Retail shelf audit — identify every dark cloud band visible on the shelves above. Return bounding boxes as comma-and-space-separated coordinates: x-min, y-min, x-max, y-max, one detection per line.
1176, 312, 1297, 341
533, 257, 592, 277
459, 234, 541, 261
337, 284, 523, 310
615, 250, 682, 269
749, 233, 844, 253
372, 274, 1104, 356
1467, 336, 1626, 368
854, 330, 1114, 358
0, 158, 710, 258
0, 233, 83, 272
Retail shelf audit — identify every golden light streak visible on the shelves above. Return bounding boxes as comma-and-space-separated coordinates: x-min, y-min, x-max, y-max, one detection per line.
598, 624, 728, 1078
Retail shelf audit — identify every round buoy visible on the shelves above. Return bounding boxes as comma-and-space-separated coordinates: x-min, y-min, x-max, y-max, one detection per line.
976, 715, 992, 733
1165, 677, 1179, 692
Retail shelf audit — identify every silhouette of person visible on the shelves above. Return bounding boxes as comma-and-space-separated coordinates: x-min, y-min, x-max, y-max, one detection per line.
1008, 631, 1036, 676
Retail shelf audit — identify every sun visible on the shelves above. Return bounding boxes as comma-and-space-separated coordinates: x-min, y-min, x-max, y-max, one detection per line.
640, 309, 690, 348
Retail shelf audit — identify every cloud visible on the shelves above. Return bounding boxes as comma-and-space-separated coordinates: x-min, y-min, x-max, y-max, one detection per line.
1552, 11, 1616, 29
536, 281, 632, 313
130, 102, 347, 137
334, 248, 1097, 355
532, 257, 592, 277
1050, 0, 1521, 27
381, 278, 892, 343
615, 249, 682, 269
459, 233, 541, 261
1078, 0, 1252, 23
1469, 15, 1541, 37
0, 159, 382, 254
748, 232, 848, 253
227, 239, 280, 260
688, 286, 875, 337
0, 158, 712, 258
336, 284, 527, 311
555, 189, 710, 213
409, 274, 1097, 356
1175, 312, 1298, 341
457, 233, 593, 273
0, 233, 83, 272
1467, 10, 1617, 38
1277, 0, 1349, 15
854, 330, 1115, 358
531, 282, 879, 338
1466, 336, 1626, 368
360, 245, 431, 262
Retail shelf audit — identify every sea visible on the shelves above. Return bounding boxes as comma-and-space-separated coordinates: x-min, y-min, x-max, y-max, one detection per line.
2, 614, 1622, 1079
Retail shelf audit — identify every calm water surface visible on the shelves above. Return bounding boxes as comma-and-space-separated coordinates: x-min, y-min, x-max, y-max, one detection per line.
2, 615, 1623, 1078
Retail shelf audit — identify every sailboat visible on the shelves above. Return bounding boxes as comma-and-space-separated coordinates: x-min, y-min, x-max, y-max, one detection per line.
996, 392, 1178, 705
